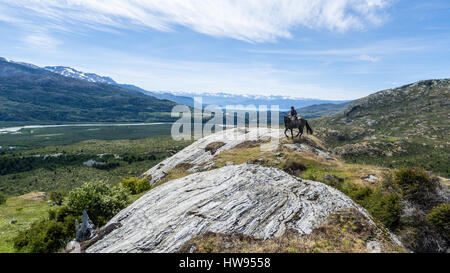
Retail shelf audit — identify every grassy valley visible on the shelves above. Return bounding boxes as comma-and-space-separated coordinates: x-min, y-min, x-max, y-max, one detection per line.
0, 124, 192, 195
0, 124, 193, 252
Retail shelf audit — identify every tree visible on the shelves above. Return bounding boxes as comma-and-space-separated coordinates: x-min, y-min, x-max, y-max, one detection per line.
65, 181, 129, 226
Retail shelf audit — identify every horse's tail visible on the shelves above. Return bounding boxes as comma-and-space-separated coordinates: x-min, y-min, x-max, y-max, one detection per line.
305, 120, 313, 134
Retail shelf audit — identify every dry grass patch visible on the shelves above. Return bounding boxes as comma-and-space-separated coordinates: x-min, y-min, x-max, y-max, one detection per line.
17, 192, 47, 201
281, 134, 327, 150
212, 139, 386, 187
205, 142, 226, 155
212, 144, 279, 170
154, 162, 194, 187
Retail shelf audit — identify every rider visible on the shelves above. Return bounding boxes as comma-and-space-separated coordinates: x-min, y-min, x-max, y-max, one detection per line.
290, 106, 298, 121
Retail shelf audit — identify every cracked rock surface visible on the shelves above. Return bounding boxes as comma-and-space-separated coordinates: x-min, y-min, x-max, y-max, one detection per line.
141, 127, 284, 185
87, 164, 383, 253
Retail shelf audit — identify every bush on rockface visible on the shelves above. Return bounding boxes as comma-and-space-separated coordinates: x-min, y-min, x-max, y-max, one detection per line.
65, 181, 129, 226
282, 158, 307, 177
325, 180, 402, 230
338, 181, 374, 207
427, 203, 450, 236
366, 190, 402, 230
120, 177, 151, 195
387, 167, 448, 252
13, 215, 76, 253
394, 167, 439, 206
13, 181, 130, 253
49, 191, 64, 206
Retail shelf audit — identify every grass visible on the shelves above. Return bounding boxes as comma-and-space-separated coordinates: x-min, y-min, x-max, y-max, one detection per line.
0, 196, 51, 252
211, 137, 387, 188
154, 163, 194, 187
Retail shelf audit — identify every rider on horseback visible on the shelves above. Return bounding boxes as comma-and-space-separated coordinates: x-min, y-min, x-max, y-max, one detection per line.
290, 106, 298, 121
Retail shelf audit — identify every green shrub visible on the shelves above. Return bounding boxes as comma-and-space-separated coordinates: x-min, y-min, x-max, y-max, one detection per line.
394, 167, 438, 205
427, 203, 450, 236
49, 191, 64, 206
339, 181, 374, 207
0, 191, 6, 205
367, 190, 402, 230
330, 180, 402, 230
13, 181, 130, 253
282, 158, 307, 177
13, 215, 76, 253
65, 181, 129, 226
120, 177, 151, 195
48, 205, 72, 222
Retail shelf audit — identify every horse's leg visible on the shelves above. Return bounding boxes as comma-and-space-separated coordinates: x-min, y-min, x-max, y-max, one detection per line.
284, 128, 289, 138
297, 125, 303, 138
291, 129, 294, 139
295, 126, 302, 138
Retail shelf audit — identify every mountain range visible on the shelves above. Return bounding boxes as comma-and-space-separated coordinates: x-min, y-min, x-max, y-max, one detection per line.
41, 64, 348, 110
0, 57, 353, 126
0, 58, 176, 124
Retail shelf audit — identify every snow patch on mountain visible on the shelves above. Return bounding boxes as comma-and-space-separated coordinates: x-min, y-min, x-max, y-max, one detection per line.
44, 66, 116, 84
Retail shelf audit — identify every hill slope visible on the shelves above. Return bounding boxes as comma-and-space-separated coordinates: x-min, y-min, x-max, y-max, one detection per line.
296, 101, 352, 119
312, 79, 450, 177
0, 59, 176, 124
84, 128, 404, 253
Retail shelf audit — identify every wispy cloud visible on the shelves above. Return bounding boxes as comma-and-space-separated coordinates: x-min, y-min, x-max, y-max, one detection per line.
71, 49, 357, 100
358, 54, 379, 62
244, 39, 431, 63
22, 31, 61, 49
0, 0, 391, 43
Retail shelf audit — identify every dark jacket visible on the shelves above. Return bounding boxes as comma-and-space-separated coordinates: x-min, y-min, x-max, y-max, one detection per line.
290, 109, 297, 116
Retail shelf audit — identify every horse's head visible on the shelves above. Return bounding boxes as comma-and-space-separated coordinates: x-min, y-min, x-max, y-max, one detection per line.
283, 115, 290, 124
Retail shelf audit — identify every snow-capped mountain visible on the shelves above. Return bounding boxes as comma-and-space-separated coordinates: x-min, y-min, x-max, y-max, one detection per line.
2, 57, 348, 109
44, 66, 117, 84
0, 57, 41, 70
152, 91, 348, 110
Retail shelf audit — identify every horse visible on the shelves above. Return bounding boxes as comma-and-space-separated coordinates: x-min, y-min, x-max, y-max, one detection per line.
283, 116, 313, 139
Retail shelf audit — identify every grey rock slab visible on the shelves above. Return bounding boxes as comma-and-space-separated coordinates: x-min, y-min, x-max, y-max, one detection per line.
87, 164, 380, 253
283, 143, 310, 152
142, 127, 284, 185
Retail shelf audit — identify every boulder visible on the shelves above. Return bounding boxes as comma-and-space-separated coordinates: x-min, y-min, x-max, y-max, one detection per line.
141, 127, 283, 186
87, 164, 401, 253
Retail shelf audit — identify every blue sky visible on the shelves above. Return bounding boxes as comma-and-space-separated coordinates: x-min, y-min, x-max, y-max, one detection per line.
0, 0, 449, 100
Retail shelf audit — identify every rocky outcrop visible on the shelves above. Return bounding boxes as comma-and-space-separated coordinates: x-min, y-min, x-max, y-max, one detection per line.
141, 127, 283, 185
87, 164, 401, 253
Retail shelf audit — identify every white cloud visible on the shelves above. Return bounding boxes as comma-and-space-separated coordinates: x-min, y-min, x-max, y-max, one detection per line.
358, 54, 379, 62
1, 0, 390, 42
73, 49, 359, 100
22, 31, 61, 49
